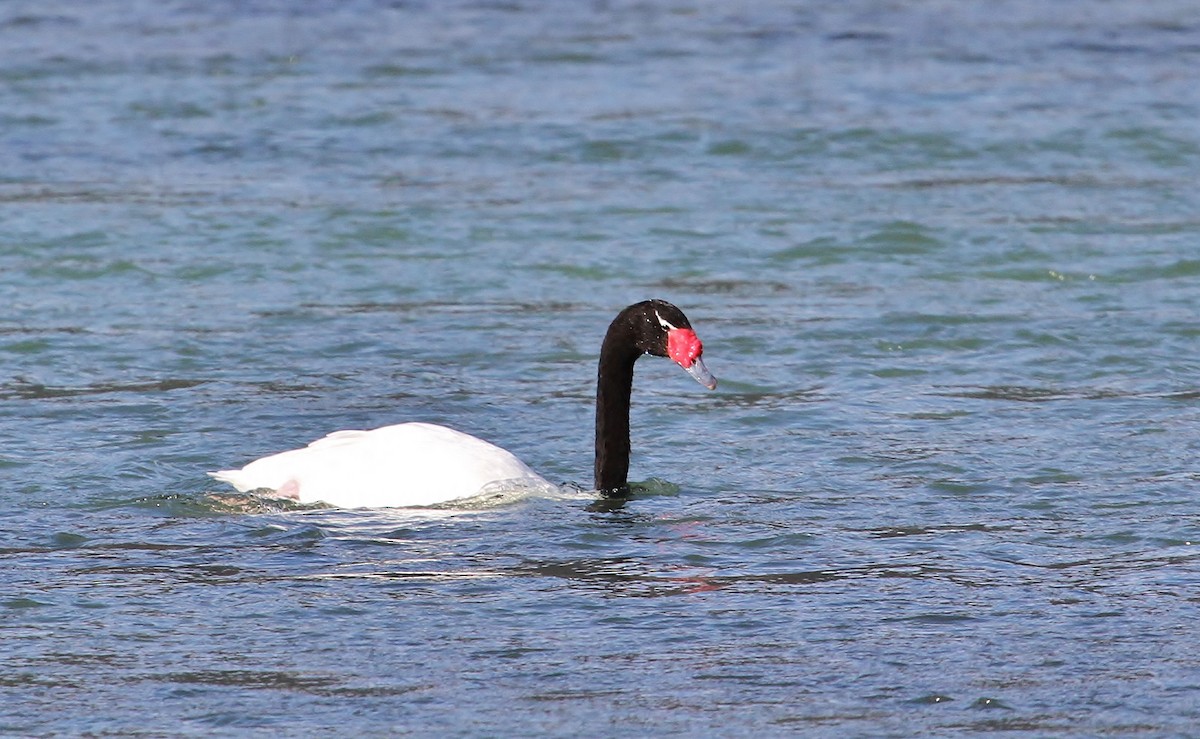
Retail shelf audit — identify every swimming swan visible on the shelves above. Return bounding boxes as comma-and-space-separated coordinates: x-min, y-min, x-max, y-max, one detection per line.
209, 299, 716, 507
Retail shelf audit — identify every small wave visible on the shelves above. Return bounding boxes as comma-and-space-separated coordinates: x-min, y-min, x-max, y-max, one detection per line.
934, 384, 1136, 403
0, 377, 206, 401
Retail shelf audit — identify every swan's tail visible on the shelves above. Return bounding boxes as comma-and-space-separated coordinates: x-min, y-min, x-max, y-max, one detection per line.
208, 470, 250, 492
208, 470, 301, 500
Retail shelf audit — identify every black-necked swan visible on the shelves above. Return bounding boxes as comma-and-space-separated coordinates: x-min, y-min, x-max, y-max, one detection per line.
209, 299, 716, 507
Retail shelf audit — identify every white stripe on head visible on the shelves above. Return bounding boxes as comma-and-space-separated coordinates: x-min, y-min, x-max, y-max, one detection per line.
654, 309, 678, 332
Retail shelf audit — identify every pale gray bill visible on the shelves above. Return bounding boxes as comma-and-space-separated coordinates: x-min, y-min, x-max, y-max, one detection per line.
684, 357, 717, 390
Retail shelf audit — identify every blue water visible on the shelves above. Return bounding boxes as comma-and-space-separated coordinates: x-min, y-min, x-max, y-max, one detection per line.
4, 1, 1200, 735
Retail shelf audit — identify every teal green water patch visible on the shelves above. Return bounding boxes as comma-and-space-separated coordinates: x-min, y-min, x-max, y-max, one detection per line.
532, 262, 614, 280
0, 338, 53, 354
0, 57, 120, 83
980, 266, 1093, 282
1119, 258, 1200, 281
0, 378, 207, 401
2, 597, 51, 609
127, 100, 212, 120
579, 138, 636, 162
172, 262, 237, 280
321, 111, 395, 128
707, 139, 753, 156
527, 51, 603, 65
909, 693, 956, 705
828, 128, 979, 168
629, 478, 681, 497
188, 138, 245, 160
25, 229, 112, 251
861, 221, 944, 255
320, 223, 413, 251
772, 236, 847, 265
653, 276, 790, 295
97, 492, 313, 517
154, 669, 341, 692
598, 205, 688, 217
27, 258, 148, 280
879, 311, 1018, 328
870, 366, 931, 378
771, 223, 944, 262
1027, 218, 1198, 236
0, 113, 58, 126
50, 532, 89, 548
1104, 127, 1200, 168
647, 226, 722, 240
361, 63, 441, 78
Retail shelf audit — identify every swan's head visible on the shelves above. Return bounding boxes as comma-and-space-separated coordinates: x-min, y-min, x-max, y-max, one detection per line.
636, 299, 718, 390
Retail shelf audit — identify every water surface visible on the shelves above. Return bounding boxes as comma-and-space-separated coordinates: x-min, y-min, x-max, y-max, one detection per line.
3, 1, 1200, 735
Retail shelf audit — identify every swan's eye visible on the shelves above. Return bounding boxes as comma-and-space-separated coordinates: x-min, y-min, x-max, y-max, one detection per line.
654, 310, 678, 332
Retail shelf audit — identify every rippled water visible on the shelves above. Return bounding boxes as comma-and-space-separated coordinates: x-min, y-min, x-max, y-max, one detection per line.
4, 1, 1200, 735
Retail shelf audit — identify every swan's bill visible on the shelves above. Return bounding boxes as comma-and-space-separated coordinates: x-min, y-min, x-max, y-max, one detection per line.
684, 356, 717, 390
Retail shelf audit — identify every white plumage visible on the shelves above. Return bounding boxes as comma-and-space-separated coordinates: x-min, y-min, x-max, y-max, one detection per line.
208, 422, 554, 508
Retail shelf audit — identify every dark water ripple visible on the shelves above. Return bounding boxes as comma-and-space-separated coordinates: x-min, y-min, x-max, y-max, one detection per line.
3, 0, 1200, 735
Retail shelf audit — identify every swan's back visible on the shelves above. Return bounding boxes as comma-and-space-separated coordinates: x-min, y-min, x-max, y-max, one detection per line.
209, 422, 551, 508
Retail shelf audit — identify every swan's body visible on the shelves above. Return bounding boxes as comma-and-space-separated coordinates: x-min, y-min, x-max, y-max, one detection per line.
211, 300, 716, 508
209, 422, 555, 508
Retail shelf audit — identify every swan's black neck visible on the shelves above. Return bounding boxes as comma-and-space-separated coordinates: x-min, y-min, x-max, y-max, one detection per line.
594, 300, 683, 496
594, 332, 639, 496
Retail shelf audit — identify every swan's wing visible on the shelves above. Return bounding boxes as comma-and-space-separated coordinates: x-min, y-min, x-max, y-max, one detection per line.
304, 429, 371, 449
